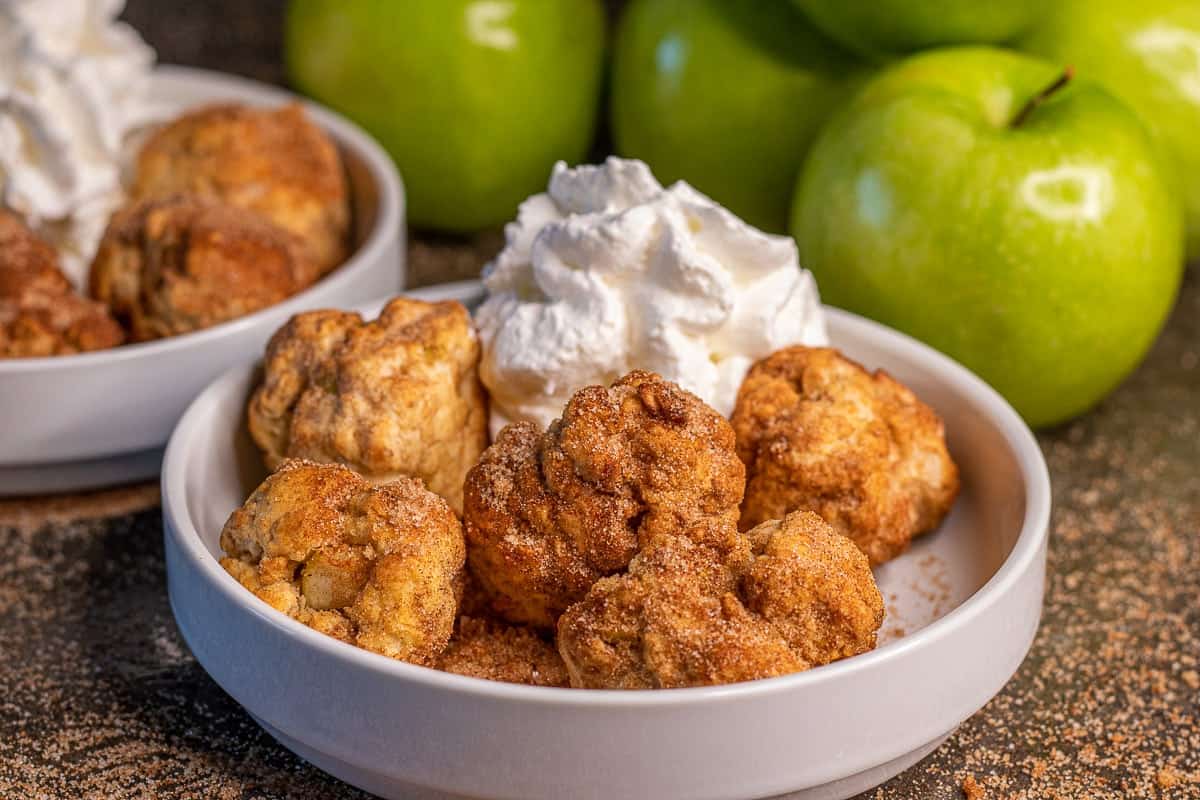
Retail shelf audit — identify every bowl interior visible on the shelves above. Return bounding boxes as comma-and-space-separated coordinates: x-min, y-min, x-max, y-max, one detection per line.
345, 148, 381, 250
184, 287, 1029, 650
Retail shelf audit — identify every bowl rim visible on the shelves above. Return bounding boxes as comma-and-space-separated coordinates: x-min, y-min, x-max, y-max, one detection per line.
163, 287, 1051, 708
0, 63, 404, 375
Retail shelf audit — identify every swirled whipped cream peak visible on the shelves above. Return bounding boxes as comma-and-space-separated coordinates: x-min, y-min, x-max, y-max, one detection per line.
0, 0, 158, 286
476, 156, 828, 436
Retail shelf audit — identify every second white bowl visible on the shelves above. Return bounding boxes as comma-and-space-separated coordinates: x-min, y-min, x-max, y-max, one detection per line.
0, 65, 405, 495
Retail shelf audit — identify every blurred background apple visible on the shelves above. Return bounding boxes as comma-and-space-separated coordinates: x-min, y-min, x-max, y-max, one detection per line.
793, 0, 1044, 60
611, 0, 862, 232
1021, 0, 1200, 262
285, 0, 605, 232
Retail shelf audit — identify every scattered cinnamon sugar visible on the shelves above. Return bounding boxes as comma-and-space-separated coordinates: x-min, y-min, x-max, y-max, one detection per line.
961, 774, 985, 799
914, 553, 953, 616
1157, 768, 1182, 789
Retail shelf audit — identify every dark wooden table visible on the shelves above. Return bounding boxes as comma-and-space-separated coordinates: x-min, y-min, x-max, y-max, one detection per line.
1, 3, 1197, 797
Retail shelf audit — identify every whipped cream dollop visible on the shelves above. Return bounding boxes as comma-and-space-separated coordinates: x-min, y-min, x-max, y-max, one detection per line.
476, 157, 828, 436
0, 0, 157, 286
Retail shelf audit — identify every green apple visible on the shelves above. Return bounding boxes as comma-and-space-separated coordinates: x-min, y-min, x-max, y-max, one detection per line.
285, 0, 605, 231
611, 0, 863, 232
791, 47, 1184, 428
793, 0, 1043, 60
1022, 0, 1200, 261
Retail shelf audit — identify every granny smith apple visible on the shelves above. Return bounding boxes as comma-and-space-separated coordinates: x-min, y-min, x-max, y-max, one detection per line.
791, 47, 1184, 427
793, 0, 1043, 60
285, 0, 605, 231
612, 0, 863, 232
1022, 0, 1200, 261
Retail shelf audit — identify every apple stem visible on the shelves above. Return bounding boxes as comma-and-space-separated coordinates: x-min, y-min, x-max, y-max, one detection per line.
1011, 67, 1075, 128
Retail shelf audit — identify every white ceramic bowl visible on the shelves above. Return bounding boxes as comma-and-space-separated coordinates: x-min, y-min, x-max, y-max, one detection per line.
163, 281, 1050, 800
0, 65, 405, 495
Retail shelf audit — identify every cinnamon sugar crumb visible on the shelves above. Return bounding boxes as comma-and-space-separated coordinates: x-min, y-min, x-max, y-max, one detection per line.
1156, 767, 1181, 789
